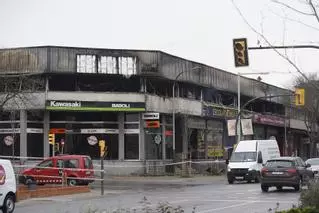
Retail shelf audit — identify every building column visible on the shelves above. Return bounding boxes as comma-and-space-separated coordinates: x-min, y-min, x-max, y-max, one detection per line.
182, 115, 188, 158
139, 113, 145, 160
20, 110, 27, 162
204, 129, 208, 159
118, 112, 125, 160
43, 111, 50, 157
161, 115, 166, 160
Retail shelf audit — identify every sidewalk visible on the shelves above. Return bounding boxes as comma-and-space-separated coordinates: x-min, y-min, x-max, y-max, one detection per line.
99, 175, 226, 186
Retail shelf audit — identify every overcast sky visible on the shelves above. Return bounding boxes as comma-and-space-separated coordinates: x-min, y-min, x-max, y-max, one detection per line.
1, 0, 319, 89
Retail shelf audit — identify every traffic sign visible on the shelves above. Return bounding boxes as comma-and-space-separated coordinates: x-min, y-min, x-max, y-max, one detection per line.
154, 134, 161, 144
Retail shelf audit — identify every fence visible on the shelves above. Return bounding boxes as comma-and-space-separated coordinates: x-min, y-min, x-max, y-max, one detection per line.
0, 155, 226, 186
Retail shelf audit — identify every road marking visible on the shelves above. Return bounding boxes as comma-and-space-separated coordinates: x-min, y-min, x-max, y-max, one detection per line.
200, 199, 297, 203
197, 202, 254, 213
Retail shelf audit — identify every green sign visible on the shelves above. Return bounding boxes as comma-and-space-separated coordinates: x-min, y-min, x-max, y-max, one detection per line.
46, 100, 145, 112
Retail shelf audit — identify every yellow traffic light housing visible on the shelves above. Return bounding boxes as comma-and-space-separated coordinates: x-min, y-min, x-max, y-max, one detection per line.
48, 133, 55, 145
233, 38, 249, 67
99, 140, 106, 157
295, 88, 305, 106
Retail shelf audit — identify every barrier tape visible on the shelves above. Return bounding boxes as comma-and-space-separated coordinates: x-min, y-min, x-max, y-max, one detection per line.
16, 173, 104, 182
12, 165, 104, 173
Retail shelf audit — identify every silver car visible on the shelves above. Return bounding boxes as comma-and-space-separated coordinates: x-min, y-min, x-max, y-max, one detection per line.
305, 158, 319, 178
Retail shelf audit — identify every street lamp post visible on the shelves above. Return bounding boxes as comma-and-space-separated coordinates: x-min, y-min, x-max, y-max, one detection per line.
172, 67, 201, 160
236, 72, 270, 144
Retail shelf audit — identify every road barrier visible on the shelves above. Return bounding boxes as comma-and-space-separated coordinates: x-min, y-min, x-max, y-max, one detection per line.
2, 155, 226, 195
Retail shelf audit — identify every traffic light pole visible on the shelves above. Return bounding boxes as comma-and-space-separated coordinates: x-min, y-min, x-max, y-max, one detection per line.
248, 45, 319, 50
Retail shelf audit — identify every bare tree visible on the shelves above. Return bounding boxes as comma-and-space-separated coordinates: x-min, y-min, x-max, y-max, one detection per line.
0, 74, 45, 113
231, 0, 319, 157
294, 73, 319, 157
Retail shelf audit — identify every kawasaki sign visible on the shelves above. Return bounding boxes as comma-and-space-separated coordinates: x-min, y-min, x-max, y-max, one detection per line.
46, 100, 145, 112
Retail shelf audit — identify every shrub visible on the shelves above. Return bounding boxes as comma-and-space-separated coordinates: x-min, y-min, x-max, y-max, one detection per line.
299, 181, 319, 209
276, 207, 319, 213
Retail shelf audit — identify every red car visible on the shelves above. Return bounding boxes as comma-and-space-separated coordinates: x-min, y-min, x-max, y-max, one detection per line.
19, 155, 95, 186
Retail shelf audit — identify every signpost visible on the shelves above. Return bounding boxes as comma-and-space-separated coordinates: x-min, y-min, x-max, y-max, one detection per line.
99, 140, 106, 196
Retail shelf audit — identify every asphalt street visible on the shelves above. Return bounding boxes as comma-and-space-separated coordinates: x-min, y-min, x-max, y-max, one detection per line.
14, 177, 300, 213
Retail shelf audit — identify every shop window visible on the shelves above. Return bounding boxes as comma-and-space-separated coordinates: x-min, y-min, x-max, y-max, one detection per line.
125, 113, 139, 122
124, 124, 139, 129
124, 134, 139, 159
65, 134, 119, 160
145, 128, 162, 160
27, 134, 43, 157
0, 134, 20, 158
165, 127, 173, 159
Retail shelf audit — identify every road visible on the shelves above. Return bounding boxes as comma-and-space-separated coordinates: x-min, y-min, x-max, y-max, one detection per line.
15, 178, 299, 213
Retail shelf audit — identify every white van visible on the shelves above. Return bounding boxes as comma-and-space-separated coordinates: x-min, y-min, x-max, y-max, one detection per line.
0, 159, 16, 213
227, 139, 280, 184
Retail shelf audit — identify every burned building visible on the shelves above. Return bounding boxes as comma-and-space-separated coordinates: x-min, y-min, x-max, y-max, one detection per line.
0, 46, 310, 175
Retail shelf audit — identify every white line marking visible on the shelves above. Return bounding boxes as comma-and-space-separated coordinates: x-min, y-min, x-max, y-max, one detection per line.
197, 202, 254, 213
200, 199, 296, 204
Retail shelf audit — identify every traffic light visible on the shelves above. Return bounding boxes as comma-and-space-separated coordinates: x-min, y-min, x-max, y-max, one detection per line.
99, 140, 106, 157
295, 88, 305, 106
54, 143, 60, 153
48, 134, 55, 145
233, 38, 249, 67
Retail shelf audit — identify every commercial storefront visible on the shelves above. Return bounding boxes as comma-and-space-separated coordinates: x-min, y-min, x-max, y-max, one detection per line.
253, 114, 286, 155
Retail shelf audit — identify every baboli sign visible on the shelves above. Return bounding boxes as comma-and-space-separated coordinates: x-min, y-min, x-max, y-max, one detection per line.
46, 100, 145, 112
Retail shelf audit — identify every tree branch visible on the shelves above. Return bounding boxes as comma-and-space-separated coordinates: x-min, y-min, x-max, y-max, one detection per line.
272, 0, 314, 16
309, 0, 319, 23
231, 0, 319, 92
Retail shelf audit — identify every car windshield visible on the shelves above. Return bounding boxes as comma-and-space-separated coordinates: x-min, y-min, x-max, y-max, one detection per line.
306, 158, 319, 166
266, 160, 293, 168
230, 152, 256, 162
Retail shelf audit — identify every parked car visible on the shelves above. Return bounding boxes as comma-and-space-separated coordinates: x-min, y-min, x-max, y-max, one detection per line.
305, 158, 319, 178
227, 139, 280, 184
19, 155, 94, 186
260, 157, 314, 192
0, 159, 16, 213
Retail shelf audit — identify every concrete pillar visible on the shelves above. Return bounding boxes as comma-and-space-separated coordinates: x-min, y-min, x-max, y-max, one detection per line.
161, 115, 166, 160
204, 129, 208, 159
139, 113, 145, 160
182, 115, 188, 156
43, 111, 50, 157
20, 110, 27, 161
118, 112, 124, 160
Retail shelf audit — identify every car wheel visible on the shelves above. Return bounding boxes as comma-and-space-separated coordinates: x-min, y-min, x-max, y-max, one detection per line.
276, 186, 282, 191
227, 178, 234, 184
2, 194, 15, 213
67, 178, 77, 186
261, 184, 269, 192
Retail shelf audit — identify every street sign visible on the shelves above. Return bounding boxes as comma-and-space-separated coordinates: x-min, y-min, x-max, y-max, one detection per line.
142, 113, 160, 120
87, 135, 98, 146
145, 120, 160, 128
154, 134, 161, 144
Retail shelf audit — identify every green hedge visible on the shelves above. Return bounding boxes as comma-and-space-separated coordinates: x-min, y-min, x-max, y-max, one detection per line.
276, 207, 319, 213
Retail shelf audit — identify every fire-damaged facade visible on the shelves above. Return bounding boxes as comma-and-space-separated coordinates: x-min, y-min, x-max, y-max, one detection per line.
0, 46, 312, 175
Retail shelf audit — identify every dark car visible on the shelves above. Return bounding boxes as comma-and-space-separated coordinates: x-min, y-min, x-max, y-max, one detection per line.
260, 157, 314, 192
